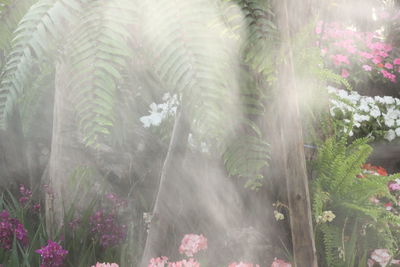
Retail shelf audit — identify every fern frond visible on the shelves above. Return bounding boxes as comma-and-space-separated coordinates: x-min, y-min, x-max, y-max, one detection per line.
319, 224, 343, 267
0, 0, 85, 128
0, 0, 38, 51
223, 134, 269, 189
312, 185, 330, 221
65, 0, 137, 146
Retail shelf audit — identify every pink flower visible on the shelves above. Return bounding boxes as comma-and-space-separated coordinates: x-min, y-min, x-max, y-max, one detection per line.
372, 56, 383, 64
331, 54, 350, 66
394, 58, 400, 65
370, 249, 391, 266
91, 263, 119, 267
149, 256, 168, 267
381, 69, 397, 83
369, 197, 380, 204
385, 63, 393, 69
389, 183, 400, 191
341, 69, 349, 78
271, 258, 292, 267
228, 262, 260, 267
168, 259, 200, 267
368, 258, 375, 267
363, 65, 372, 71
179, 234, 207, 257
359, 51, 373, 59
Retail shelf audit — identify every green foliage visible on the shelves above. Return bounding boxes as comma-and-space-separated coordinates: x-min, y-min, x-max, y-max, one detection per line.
0, 0, 85, 129
65, 0, 137, 146
312, 137, 400, 266
218, 0, 276, 188
0, 187, 134, 266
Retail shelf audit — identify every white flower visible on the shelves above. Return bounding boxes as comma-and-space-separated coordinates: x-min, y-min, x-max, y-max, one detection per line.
365, 97, 374, 104
317, 211, 336, 223
322, 210, 336, 222
396, 128, 400, 137
274, 210, 284, 221
370, 108, 381, 118
359, 102, 370, 112
375, 96, 385, 104
385, 118, 395, 127
337, 89, 349, 98
385, 129, 396, 141
354, 113, 370, 123
383, 96, 395, 105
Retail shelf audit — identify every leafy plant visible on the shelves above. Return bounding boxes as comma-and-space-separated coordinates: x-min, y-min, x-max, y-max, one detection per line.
312, 137, 400, 267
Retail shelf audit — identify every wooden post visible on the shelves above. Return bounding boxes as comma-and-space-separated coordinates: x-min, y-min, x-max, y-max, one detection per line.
275, 0, 318, 266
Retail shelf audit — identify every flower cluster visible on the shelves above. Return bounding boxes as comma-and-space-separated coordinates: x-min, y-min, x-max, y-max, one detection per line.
228, 262, 260, 267
271, 258, 292, 267
360, 164, 388, 177
149, 256, 169, 267
19, 184, 32, 205
179, 234, 208, 257
316, 211, 336, 224
273, 210, 284, 221
317, 21, 400, 84
368, 249, 400, 267
140, 93, 178, 128
329, 87, 400, 141
0, 210, 28, 250
106, 193, 127, 210
91, 263, 119, 267
148, 257, 200, 267
149, 234, 292, 267
89, 209, 127, 248
358, 164, 400, 215
35, 240, 68, 267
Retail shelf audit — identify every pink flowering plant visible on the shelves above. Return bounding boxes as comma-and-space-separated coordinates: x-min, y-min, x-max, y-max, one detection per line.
149, 234, 291, 267
317, 20, 400, 87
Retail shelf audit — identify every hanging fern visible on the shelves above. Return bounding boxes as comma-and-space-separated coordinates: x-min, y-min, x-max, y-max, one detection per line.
65, 0, 137, 146
0, 0, 85, 129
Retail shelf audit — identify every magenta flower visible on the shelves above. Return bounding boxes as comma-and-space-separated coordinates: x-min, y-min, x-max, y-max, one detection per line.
0, 210, 28, 250
385, 63, 393, 69
179, 234, 208, 257
89, 210, 126, 248
19, 184, 32, 205
372, 56, 383, 65
35, 240, 68, 267
394, 58, 400, 65
381, 69, 397, 83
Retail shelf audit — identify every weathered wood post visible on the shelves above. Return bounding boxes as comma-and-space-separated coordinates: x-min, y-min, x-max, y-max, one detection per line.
275, 0, 318, 266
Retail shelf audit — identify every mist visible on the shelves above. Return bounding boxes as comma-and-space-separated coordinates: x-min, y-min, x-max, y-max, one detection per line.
0, 0, 399, 266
